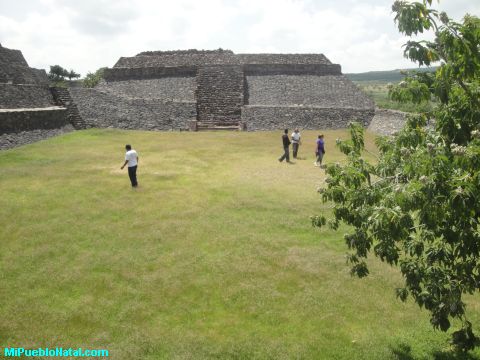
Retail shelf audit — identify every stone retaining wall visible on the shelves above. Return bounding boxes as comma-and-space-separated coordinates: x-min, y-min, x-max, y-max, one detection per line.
114, 50, 332, 68
96, 77, 196, 101
103, 66, 197, 82
69, 88, 196, 130
368, 108, 408, 135
246, 75, 374, 109
104, 64, 341, 82
0, 84, 54, 108
242, 106, 375, 131
0, 45, 40, 84
0, 107, 68, 133
31, 68, 49, 86
0, 125, 74, 150
244, 64, 341, 76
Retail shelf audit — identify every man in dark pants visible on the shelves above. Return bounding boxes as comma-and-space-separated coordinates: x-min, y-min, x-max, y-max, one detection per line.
278, 129, 291, 163
291, 128, 301, 159
121, 144, 139, 187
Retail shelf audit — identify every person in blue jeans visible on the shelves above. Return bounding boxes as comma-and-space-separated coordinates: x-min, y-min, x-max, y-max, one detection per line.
121, 144, 139, 187
315, 134, 325, 166
278, 129, 291, 163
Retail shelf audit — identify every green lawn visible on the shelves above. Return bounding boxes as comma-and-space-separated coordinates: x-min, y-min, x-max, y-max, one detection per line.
0, 129, 479, 359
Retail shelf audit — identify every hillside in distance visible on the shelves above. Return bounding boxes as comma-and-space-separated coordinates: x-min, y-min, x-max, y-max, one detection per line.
346, 67, 437, 83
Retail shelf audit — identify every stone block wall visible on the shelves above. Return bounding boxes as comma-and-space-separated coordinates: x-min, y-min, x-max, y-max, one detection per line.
113, 50, 332, 68
246, 75, 374, 109
368, 108, 408, 135
31, 68, 49, 86
0, 84, 55, 108
0, 107, 68, 133
0, 44, 73, 150
69, 88, 196, 130
244, 64, 341, 76
237, 54, 331, 65
0, 45, 40, 84
195, 66, 244, 125
242, 106, 375, 131
115, 53, 236, 68
96, 77, 196, 102
103, 66, 197, 82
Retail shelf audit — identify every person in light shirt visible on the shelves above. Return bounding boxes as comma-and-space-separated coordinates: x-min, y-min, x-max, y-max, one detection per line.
291, 128, 301, 159
120, 144, 139, 187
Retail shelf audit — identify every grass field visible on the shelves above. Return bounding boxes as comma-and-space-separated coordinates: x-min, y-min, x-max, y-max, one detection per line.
0, 129, 479, 359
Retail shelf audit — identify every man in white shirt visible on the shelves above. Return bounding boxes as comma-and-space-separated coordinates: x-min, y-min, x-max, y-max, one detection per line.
291, 129, 301, 159
120, 144, 139, 187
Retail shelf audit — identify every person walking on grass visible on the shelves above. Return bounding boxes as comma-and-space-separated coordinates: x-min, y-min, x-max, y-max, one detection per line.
291, 128, 301, 159
278, 128, 291, 163
315, 134, 325, 166
121, 144, 139, 187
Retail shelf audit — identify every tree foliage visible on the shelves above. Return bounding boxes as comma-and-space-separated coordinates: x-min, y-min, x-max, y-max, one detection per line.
48, 65, 69, 82
66, 69, 80, 81
82, 67, 106, 88
314, 1, 480, 351
48, 65, 81, 84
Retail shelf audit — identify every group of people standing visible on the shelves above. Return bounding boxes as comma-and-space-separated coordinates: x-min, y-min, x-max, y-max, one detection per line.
278, 128, 325, 166
121, 129, 326, 188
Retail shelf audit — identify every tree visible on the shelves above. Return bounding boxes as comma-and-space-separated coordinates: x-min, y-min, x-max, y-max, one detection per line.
82, 67, 106, 88
48, 65, 80, 83
48, 65, 69, 82
66, 69, 80, 81
313, 0, 480, 351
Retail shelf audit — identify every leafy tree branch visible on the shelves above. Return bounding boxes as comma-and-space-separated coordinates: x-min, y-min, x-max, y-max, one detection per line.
314, 1, 480, 351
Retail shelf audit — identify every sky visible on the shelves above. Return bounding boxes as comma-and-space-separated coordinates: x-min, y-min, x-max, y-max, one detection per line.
0, 0, 479, 76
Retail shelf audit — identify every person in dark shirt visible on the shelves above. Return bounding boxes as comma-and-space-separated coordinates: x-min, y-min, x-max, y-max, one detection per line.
278, 128, 291, 163
315, 134, 325, 166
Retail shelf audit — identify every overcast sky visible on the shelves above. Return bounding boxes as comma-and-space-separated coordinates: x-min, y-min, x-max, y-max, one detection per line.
1, 0, 478, 76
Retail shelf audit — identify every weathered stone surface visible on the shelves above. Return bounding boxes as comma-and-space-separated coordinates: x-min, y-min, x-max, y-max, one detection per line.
242, 106, 374, 131
368, 108, 408, 135
114, 49, 332, 68
0, 84, 54, 108
0, 125, 74, 150
0, 44, 73, 150
0, 44, 42, 84
246, 75, 374, 109
69, 88, 196, 130
89, 50, 375, 131
0, 107, 68, 133
50, 87, 87, 129
96, 77, 196, 101
195, 65, 244, 125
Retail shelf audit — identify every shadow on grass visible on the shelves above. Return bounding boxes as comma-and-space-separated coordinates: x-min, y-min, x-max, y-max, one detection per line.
391, 343, 479, 360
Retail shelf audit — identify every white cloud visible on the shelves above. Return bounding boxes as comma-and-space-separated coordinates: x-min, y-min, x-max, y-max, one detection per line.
0, 0, 478, 75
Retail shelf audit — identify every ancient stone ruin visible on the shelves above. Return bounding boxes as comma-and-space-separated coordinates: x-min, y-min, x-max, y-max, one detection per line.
70, 49, 375, 131
0, 43, 84, 149
0, 46, 378, 149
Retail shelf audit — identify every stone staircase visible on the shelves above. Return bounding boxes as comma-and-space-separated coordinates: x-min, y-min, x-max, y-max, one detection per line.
50, 87, 86, 129
195, 65, 244, 130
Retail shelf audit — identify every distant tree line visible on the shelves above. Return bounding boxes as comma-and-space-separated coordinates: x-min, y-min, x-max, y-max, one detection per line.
47, 65, 106, 88
48, 65, 80, 82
